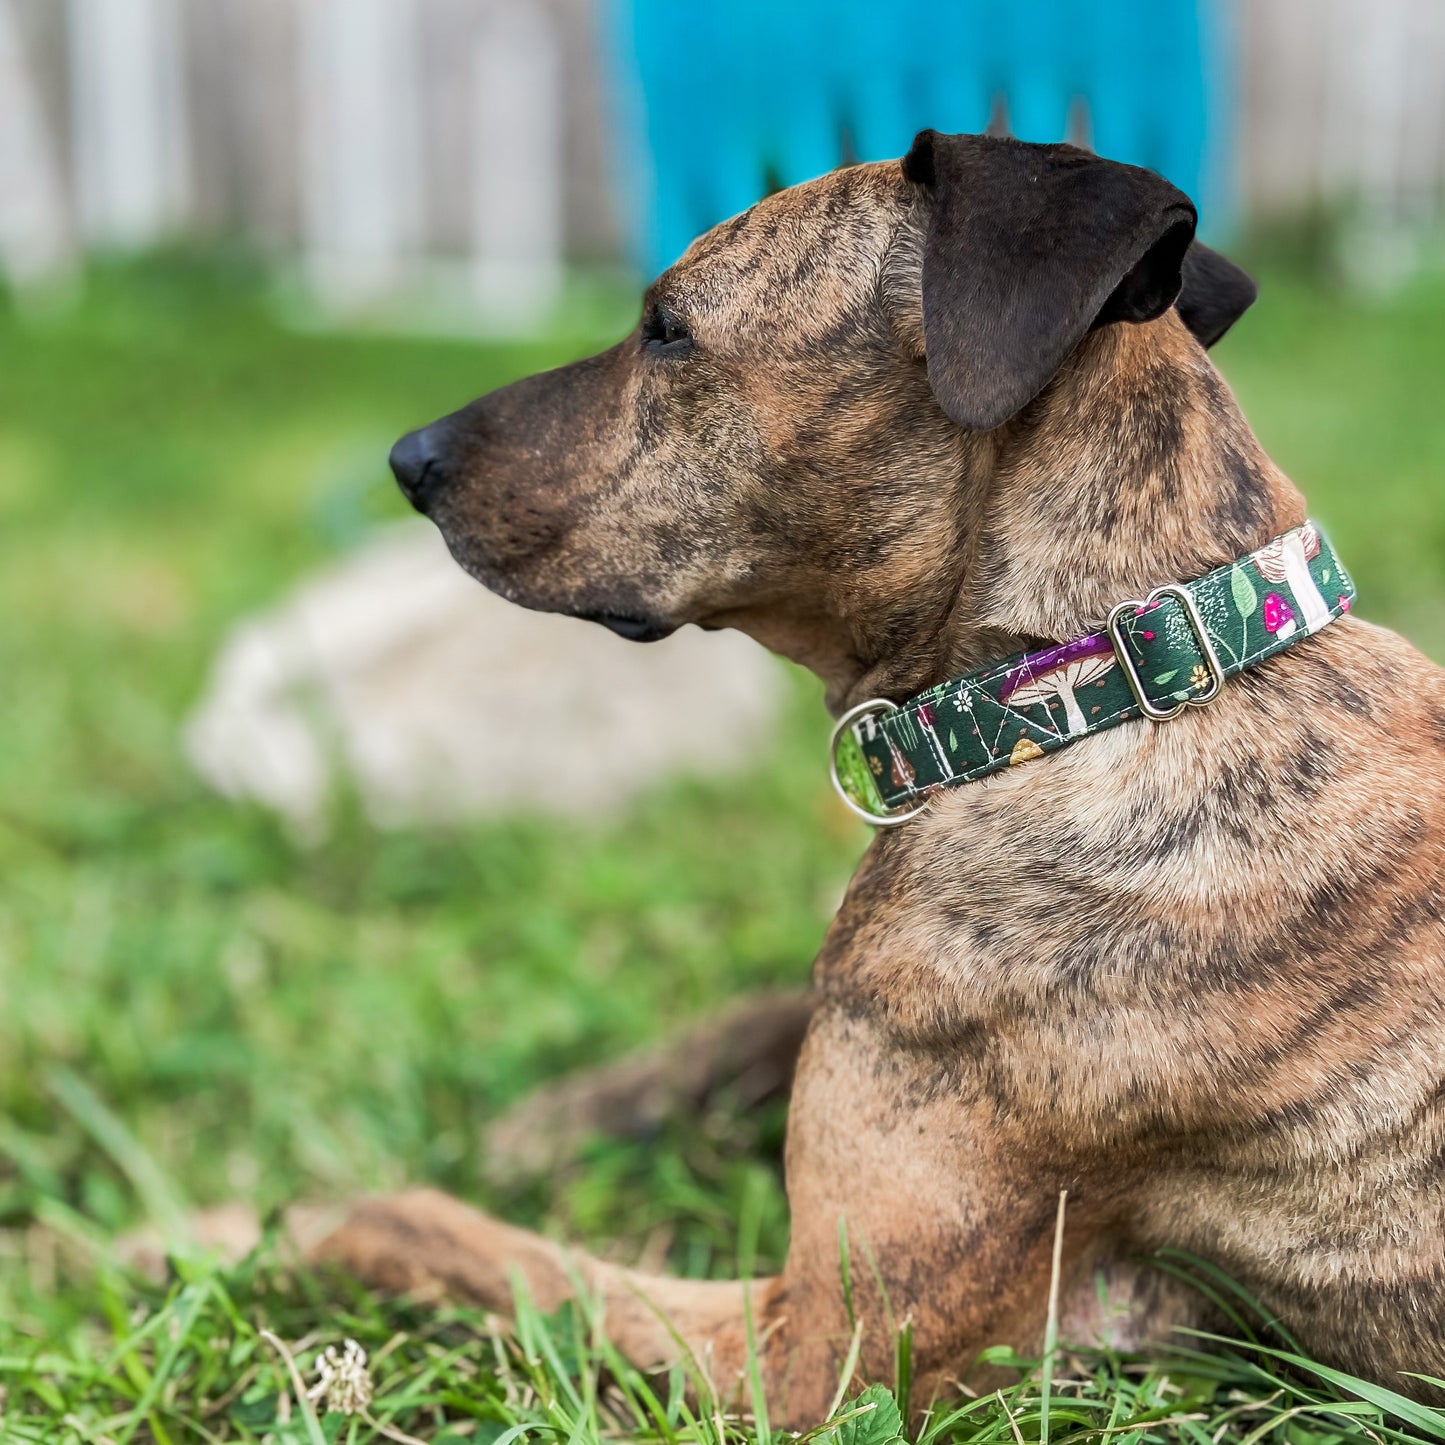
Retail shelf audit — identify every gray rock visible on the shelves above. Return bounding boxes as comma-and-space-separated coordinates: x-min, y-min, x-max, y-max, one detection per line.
185, 522, 784, 834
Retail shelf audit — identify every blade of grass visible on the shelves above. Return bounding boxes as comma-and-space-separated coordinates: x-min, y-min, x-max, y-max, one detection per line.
47, 1066, 190, 1244
114, 1279, 215, 1445
1185, 1331, 1445, 1442
839, 1216, 857, 1334
258, 1329, 328, 1445
1040, 1189, 1068, 1445
823, 1318, 866, 1424
739, 1171, 772, 1445
895, 1317, 914, 1427
858, 1235, 898, 1341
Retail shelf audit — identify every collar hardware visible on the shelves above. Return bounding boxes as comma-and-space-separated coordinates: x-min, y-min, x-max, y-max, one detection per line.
829, 522, 1355, 826
1106, 583, 1225, 720
828, 698, 930, 827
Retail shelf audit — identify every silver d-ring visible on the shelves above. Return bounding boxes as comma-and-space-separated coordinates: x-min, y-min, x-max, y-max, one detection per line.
828, 698, 930, 827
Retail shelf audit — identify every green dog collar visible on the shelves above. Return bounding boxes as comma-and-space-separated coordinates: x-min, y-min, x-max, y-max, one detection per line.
830, 522, 1356, 825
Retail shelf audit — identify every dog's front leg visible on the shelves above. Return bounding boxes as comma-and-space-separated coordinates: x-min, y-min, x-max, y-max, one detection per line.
777, 1000, 1090, 1415
309, 1187, 779, 1398
314, 1000, 1080, 1428
312, 1187, 854, 1422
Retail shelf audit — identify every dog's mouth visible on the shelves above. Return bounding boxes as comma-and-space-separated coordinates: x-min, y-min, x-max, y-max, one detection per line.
576, 611, 677, 643
426, 526, 676, 643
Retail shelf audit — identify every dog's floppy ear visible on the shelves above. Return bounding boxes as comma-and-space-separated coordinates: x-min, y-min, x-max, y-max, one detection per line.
1176, 241, 1257, 348
902, 129, 1197, 430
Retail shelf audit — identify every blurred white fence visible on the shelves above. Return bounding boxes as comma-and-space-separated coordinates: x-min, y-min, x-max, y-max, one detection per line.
68, 0, 191, 249
1, 0, 1442, 318
0, 0, 611, 325
1244, 0, 1445, 279
0, 0, 74, 291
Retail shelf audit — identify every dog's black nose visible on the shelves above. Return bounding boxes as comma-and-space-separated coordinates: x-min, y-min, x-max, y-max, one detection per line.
389, 426, 448, 513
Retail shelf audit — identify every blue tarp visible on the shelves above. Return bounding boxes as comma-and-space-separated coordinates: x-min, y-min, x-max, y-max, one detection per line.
603, 1, 1229, 278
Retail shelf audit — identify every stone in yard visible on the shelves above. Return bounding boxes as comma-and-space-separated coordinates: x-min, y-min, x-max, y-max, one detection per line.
184, 521, 784, 834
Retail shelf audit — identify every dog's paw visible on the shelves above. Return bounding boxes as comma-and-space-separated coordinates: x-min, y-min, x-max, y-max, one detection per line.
117, 1201, 264, 1281
117, 1200, 348, 1282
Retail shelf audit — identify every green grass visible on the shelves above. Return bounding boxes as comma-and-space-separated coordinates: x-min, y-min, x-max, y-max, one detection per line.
1, 250, 1443, 1442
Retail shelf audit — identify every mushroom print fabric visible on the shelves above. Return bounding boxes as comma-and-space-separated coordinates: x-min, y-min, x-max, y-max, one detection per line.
997, 635, 1118, 737
1254, 523, 1331, 634
835, 522, 1357, 818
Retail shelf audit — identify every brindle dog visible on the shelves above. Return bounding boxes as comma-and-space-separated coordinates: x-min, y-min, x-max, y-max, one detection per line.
326, 131, 1445, 1421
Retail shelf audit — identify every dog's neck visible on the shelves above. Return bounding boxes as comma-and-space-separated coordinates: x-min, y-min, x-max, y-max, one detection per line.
838, 315, 1305, 712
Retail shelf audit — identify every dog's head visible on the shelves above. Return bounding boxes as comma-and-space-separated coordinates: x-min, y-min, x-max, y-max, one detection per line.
391, 131, 1257, 703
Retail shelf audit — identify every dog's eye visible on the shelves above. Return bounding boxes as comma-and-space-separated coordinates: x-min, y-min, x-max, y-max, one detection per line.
640, 306, 694, 355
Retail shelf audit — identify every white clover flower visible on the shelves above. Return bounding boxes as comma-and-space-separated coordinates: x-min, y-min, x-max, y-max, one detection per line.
307, 1338, 374, 1417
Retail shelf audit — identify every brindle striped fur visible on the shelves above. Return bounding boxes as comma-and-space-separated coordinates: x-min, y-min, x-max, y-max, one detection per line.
318, 153, 1445, 1423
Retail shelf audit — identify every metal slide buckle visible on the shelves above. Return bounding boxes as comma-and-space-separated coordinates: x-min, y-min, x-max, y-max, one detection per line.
828, 698, 930, 827
1106, 584, 1225, 721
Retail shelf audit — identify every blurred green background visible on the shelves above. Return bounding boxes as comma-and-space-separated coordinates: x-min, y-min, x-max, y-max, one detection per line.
3, 1, 1445, 1438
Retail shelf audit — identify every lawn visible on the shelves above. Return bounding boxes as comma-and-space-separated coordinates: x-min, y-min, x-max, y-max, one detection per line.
0, 250, 1443, 1443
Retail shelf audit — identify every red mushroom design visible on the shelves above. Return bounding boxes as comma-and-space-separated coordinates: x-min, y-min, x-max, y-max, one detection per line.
1253, 524, 1329, 634
1262, 591, 1296, 640
997, 634, 1118, 739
